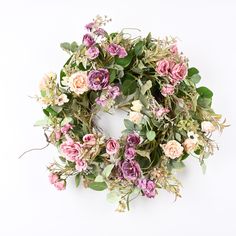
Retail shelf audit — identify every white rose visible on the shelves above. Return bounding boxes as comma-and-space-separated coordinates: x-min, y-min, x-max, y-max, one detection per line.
161, 140, 183, 159
131, 100, 143, 112
201, 121, 215, 133
69, 71, 89, 95
129, 111, 143, 124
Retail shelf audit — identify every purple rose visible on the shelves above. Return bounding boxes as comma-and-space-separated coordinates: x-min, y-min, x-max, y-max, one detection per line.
137, 178, 156, 198
118, 159, 141, 181
108, 85, 120, 99
86, 46, 99, 60
107, 43, 127, 58
124, 146, 136, 159
82, 34, 95, 47
126, 133, 141, 147
88, 69, 110, 90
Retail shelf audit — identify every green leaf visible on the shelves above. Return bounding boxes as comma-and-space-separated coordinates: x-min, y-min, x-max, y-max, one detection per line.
146, 131, 156, 141
141, 80, 152, 95
175, 133, 182, 142
102, 164, 114, 178
197, 97, 212, 108
75, 174, 81, 187
70, 41, 79, 52
34, 118, 51, 126
124, 119, 135, 130
106, 190, 121, 203
61, 117, 73, 126
43, 106, 58, 117
134, 41, 144, 56
197, 86, 213, 98
60, 42, 71, 51
89, 181, 107, 191
190, 74, 201, 84
109, 69, 116, 83
136, 150, 150, 160
115, 50, 133, 68
94, 175, 104, 182
51, 106, 63, 114
201, 162, 207, 174
188, 67, 199, 77
171, 161, 185, 169
121, 74, 137, 96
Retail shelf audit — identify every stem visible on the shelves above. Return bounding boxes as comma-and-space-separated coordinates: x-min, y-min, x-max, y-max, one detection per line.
18, 143, 50, 159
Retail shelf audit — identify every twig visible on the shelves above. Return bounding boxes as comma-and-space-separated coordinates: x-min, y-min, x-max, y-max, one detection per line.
18, 143, 50, 159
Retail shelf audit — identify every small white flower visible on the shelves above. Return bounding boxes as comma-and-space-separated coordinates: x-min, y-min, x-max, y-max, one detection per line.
128, 111, 143, 124
131, 100, 143, 112
201, 121, 216, 133
55, 94, 69, 106
187, 131, 199, 144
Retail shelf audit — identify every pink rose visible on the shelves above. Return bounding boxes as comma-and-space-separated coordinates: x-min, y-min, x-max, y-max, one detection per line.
161, 84, 175, 97
60, 138, 83, 162
155, 59, 170, 76
54, 180, 66, 191
183, 138, 196, 153
170, 63, 187, 84
106, 138, 120, 155
61, 123, 73, 134
75, 159, 87, 172
83, 134, 96, 147
170, 45, 178, 54
49, 173, 59, 184
54, 130, 61, 141
154, 107, 170, 118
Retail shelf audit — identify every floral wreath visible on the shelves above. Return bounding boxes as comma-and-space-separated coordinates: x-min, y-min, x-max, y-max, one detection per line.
32, 16, 227, 211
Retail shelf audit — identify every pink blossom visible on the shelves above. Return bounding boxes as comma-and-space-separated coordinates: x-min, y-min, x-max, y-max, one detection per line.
170, 63, 187, 84
75, 159, 87, 172
82, 34, 95, 47
86, 46, 99, 59
54, 130, 61, 141
83, 134, 96, 147
85, 22, 95, 31
124, 146, 136, 159
61, 123, 73, 134
60, 138, 83, 162
161, 84, 175, 97
137, 179, 156, 198
95, 96, 108, 106
106, 138, 120, 155
108, 85, 120, 99
49, 173, 59, 184
154, 107, 170, 118
107, 43, 127, 58
155, 59, 170, 76
54, 180, 66, 191
170, 45, 178, 54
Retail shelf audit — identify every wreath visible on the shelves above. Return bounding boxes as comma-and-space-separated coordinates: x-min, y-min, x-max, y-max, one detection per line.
32, 16, 227, 211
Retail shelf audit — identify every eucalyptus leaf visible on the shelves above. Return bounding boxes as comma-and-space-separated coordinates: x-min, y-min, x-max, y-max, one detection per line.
34, 118, 51, 126
61, 117, 73, 126
136, 150, 151, 160
171, 161, 185, 169
89, 181, 107, 191
75, 174, 81, 187
115, 50, 133, 68
141, 80, 152, 95
94, 175, 104, 182
106, 190, 121, 203
102, 164, 114, 178
146, 131, 156, 141
188, 67, 199, 77
124, 119, 135, 130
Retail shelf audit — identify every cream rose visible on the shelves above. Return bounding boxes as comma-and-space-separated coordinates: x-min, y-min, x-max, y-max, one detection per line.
161, 140, 183, 159
129, 111, 143, 124
69, 71, 89, 95
131, 100, 143, 112
183, 138, 196, 153
201, 121, 216, 133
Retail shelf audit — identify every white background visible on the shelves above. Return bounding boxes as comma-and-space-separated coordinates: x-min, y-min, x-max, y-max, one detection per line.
0, 0, 236, 235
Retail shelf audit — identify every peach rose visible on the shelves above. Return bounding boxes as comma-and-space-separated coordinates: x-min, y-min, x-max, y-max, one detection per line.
201, 121, 216, 133
69, 71, 89, 95
129, 111, 143, 124
161, 140, 183, 159
183, 138, 196, 153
